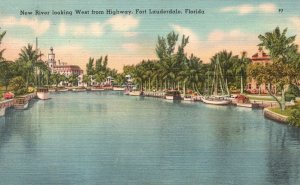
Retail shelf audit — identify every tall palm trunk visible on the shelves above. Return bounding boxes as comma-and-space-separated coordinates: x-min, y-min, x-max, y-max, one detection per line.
183, 81, 186, 96
240, 74, 244, 94
281, 89, 286, 111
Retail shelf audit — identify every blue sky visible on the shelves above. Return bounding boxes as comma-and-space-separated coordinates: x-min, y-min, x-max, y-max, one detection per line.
0, 0, 299, 71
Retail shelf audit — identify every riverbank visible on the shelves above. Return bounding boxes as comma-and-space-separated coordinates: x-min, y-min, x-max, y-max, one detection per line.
264, 101, 300, 125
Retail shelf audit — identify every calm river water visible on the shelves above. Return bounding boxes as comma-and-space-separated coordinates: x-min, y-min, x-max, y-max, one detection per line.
0, 91, 300, 185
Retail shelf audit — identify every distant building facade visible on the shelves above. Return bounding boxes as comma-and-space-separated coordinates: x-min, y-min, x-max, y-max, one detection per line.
47, 47, 83, 86
247, 48, 274, 94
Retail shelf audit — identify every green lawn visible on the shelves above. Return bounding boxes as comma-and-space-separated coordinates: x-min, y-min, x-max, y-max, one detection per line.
249, 97, 275, 101
269, 103, 300, 117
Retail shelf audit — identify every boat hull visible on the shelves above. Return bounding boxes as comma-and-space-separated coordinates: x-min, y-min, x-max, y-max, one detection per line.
72, 89, 86, 92
165, 95, 181, 100
113, 87, 125, 91
0, 108, 5, 116
201, 97, 231, 105
236, 102, 259, 108
129, 91, 141, 96
165, 95, 174, 100
91, 88, 104, 91
57, 89, 68, 92
37, 92, 49, 100
14, 102, 29, 110
183, 98, 193, 101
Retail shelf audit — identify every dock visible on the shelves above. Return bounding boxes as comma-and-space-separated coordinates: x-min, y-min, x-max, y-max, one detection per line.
0, 92, 36, 116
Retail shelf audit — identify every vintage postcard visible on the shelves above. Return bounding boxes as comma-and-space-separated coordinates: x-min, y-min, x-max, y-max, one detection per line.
0, 0, 300, 184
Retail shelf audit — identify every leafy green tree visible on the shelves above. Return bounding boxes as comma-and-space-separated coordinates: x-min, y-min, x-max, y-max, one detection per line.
0, 61, 14, 91
9, 76, 27, 95
68, 74, 79, 86
255, 27, 299, 110
288, 109, 300, 127
50, 73, 62, 87
83, 74, 91, 86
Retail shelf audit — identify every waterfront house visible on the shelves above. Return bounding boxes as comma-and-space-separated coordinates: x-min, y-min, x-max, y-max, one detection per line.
247, 48, 275, 94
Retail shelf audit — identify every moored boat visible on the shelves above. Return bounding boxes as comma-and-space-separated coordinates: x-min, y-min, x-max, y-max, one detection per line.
0, 107, 5, 117
165, 90, 182, 100
129, 91, 141, 96
72, 87, 87, 92
14, 96, 29, 110
183, 95, 193, 101
236, 102, 259, 108
113, 86, 125, 91
37, 87, 49, 100
201, 96, 231, 105
91, 86, 105, 91
57, 88, 68, 92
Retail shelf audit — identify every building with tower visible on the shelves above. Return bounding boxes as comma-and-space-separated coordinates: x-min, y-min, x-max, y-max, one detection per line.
47, 47, 83, 86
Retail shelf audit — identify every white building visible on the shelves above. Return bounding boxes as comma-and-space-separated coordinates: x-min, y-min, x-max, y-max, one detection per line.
47, 47, 83, 86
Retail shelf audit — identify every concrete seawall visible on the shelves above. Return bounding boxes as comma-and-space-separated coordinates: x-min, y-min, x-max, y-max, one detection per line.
264, 108, 288, 123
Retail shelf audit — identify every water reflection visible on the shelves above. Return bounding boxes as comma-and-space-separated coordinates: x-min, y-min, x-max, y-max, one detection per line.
0, 92, 300, 184
266, 124, 300, 184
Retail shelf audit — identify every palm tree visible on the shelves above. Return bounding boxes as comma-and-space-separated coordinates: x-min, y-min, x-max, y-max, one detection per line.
0, 30, 6, 61
50, 73, 62, 87
35, 61, 50, 86
210, 51, 237, 95
18, 44, 41, 88
234, 51, 251, 94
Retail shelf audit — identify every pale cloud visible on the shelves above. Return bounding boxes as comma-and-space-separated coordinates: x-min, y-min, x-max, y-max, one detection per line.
63, 22, 104, 37
208, 29, 251, 42
123, 31, 138, 37
289, 16, 300, 30
170, 24, 203, 58
258, 3, 277, 13
207, 30, 224, 42
90, 22, 104, 37
204, 29, 258, 63
121, 43, 140, 52
106, 15, 139, 31
221, 3, 277, 15
0, 16, 50, 36
73, 25, 85, 36
58, 21, 67, 36
171, 24, 200, 43
288, 16, 300, 45
57, 15, 138, 37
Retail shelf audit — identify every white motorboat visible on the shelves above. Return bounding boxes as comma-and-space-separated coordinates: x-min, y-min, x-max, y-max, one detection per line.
37, 87, 49, 100
113, 86, 125, 91
14, 97, 29, 110
201, 96, 231, 105
0, 107, 5, 116
129, 91, 141, 96
183, 95, 193, 101
91, 88, 104, 91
